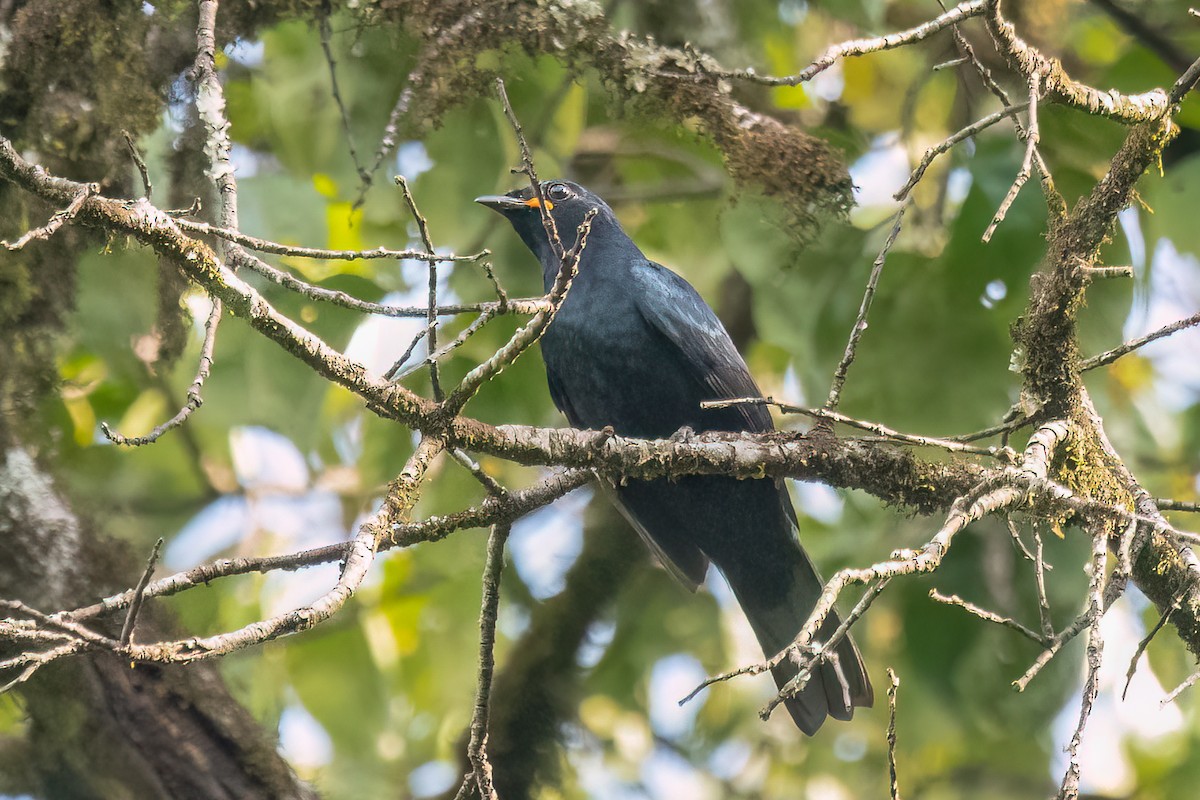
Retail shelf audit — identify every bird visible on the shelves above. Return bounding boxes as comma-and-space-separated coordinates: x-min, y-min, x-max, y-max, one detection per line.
475, 180, 873, 734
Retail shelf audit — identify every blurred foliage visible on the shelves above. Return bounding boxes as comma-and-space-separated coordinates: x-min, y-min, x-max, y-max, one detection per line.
4, 0, 1200, 798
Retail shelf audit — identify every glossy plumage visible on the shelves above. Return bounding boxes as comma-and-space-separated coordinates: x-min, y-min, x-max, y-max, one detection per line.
476, 180, 873, 734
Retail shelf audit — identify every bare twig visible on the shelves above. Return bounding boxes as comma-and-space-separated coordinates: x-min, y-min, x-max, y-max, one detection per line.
2, 182, 97, 250
1081, 310, 1200, 371
763, 578, 890, 718
826, 201, 909, 411
119, 538, 164, 646
703, 397, 998, 456
0, 642, 86, 694
895, 101, 1030, 201
396, 175, 444, 399
1162, 667, 1200, 704
1033, 527, 1055, 638
932, 56, 970, 71
450, 449, 508, 497
1168, 54, 1200, 105
929, 589, 1047, 645
391, 310, 497, 381
232, 247, 536, 321
59, 469, 591, 624
953, 408, 1036, 443
495, 77, 563, 259
355, 8, 486, 207
982, 75, 1041, 243
712, 0, 988, 87
0, 439, 448, 685
1056, 530, 1109, 800
458, 523, 511, 800
101, 297, 220, 446
1157, 499, 1200, 513
384, 328, 429, 381
887, 667, 902, 800
175, 217, 485, 263
1123, 603, 1174, 701
946, 6, 1063, 220
319, 10, 369, 183
479, 261, 509, 310
1005, 516, 1036, 563
123, 130, 153, 199
1086, 266, 1134, 279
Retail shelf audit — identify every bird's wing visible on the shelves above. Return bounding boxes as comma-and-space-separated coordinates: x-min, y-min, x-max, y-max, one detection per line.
630, 260, 773, 433
545, 368, 585, 428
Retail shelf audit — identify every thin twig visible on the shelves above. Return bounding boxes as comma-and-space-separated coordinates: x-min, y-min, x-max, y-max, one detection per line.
887, 667, 902, 800
1162, 668, 1200, 704
232, 247, 536, 320
122, 130, 153, 199
946, 7, 1063, 220
495, 77, 563, 259
952, 408, 1036, 443
2, 183, 98, 250
1157, 499, 1200, 513
396, 175, 443, 399
1056, 530, 1109, 800
175, 217, 485, 263
479, 261, 509, 310
391, 310, 497, 381
60, 469, 591, 624
450, 449, 508, 497
932, 56, 970, 71
101, 297, 220, 445
1033, 527, 1055, 638
982, 74, 1041, 243
703, 397, 998, 456
119, 538, 164, 646
895, 101, 1030, 201
826, 201, 909, 411
1123, 603, 1174, 701
1081, 310, 1200, 371
707, 0, 988, 87
764, 578, 890, 718
384, 328, 429, 381
1168, 54, 1200, 105
929, 589, 1047, 645
319, 10, 369, 183
460, 523, 511, 800
1086, 266, 1134, 279
1005, 516, 1037, 563
355, 8, 486, 208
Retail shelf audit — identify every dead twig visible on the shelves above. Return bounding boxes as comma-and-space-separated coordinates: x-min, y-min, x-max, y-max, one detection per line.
826, 201, 909, 411
2, 183, 98, 250
119, 538, 164, 646
1081, 310, 1200, 371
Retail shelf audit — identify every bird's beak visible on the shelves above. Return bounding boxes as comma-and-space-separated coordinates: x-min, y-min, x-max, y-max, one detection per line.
474, 195, 529, 213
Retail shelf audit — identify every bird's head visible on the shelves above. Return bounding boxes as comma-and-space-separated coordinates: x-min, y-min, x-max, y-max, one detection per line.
475, 180, 620, 276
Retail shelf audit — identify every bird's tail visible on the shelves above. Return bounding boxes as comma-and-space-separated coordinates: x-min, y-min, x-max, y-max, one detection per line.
722, 547, 873, 735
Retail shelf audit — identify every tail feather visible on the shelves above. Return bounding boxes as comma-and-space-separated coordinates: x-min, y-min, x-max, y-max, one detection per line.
723, 548, 873, 735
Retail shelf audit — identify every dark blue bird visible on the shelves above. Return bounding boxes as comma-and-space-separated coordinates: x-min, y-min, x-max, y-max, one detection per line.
476, 180, 872, 734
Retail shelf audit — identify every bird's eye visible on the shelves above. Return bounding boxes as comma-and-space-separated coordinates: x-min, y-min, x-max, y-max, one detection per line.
546, 183, 572, 202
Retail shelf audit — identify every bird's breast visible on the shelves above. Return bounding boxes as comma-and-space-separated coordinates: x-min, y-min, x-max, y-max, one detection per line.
541, 282, 708, 439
